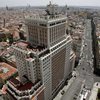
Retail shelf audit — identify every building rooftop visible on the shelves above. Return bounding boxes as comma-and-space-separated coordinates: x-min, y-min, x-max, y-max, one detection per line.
25, 2, 66, 22
25, 14, 67, 23
9, 77, 42, 91
0, 47, 14, 57
17, 41, 28, 49
0, 42, 9, 47
1, 85, 7, 95
9, 78, 33, 91
0, 62, 17, 80
7, 77, 44, 100
14, 41, 46, 53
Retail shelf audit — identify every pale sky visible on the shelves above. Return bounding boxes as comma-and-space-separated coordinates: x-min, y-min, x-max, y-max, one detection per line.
0, 0, 100, 7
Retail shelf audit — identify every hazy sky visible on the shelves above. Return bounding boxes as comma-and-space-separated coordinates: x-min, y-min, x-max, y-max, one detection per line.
0, 0, 100, 7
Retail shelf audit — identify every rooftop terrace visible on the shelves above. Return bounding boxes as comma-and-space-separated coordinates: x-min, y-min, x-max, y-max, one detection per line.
25, 14, 67, 23
8, 77, 42, 91
14, 41, 46, 53
7, 77, 43, 100
0, 62, 17, 80
9, 78, 33, 91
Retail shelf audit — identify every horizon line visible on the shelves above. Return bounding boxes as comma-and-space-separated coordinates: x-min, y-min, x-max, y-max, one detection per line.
0, 5, 100, 8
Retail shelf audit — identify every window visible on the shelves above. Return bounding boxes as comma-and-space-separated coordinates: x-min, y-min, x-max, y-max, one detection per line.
50, 23, 55, 26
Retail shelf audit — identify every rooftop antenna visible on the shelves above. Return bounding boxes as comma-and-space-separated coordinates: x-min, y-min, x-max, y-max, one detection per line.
49, 0, 53, 5
49, 1, 51, 5
3, 18, 6, 28
6, 5, 9, 10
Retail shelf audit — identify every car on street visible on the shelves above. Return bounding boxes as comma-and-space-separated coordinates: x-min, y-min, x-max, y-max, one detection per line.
61, 90, 65, 95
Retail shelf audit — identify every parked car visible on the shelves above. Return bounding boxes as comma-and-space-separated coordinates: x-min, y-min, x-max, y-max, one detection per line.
61, 90, 65, 95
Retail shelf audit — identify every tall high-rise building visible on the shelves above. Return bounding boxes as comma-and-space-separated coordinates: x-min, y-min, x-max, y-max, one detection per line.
6, 2, 75, 100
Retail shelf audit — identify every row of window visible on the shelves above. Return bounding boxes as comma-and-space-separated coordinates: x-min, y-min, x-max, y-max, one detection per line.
49, 25, 65, 42
43, 63, 50, 72
52, 45, 66, 56
50, 36, 65, 46
27, 21, 47, 27
51, 39, 66, 52
50, 20, 66, 26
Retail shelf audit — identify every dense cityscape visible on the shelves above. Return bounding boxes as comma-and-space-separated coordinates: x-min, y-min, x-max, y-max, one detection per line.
0, 1, 100, 100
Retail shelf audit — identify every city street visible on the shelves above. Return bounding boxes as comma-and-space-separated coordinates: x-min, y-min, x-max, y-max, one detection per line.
61, 77, 84, 100
61, 19, 99, 100
77, 19, 94, 89
0, 2, 100, 100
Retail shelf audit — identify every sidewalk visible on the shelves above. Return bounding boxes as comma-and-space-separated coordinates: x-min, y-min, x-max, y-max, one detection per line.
89, 82, 100, 100
53, 74, 77, 100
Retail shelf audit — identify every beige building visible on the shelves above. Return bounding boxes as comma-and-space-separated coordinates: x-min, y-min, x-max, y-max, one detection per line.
6, 2, 76, 100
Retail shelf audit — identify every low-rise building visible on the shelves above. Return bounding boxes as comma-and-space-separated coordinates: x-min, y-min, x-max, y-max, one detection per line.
0, 47, 16, 68
0, 62, 17, 87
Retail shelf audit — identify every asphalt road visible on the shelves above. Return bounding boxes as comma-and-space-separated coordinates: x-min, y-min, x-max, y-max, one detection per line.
61, 19, 99, 100
61, 77, 84, 100
77, 20, 94, 89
